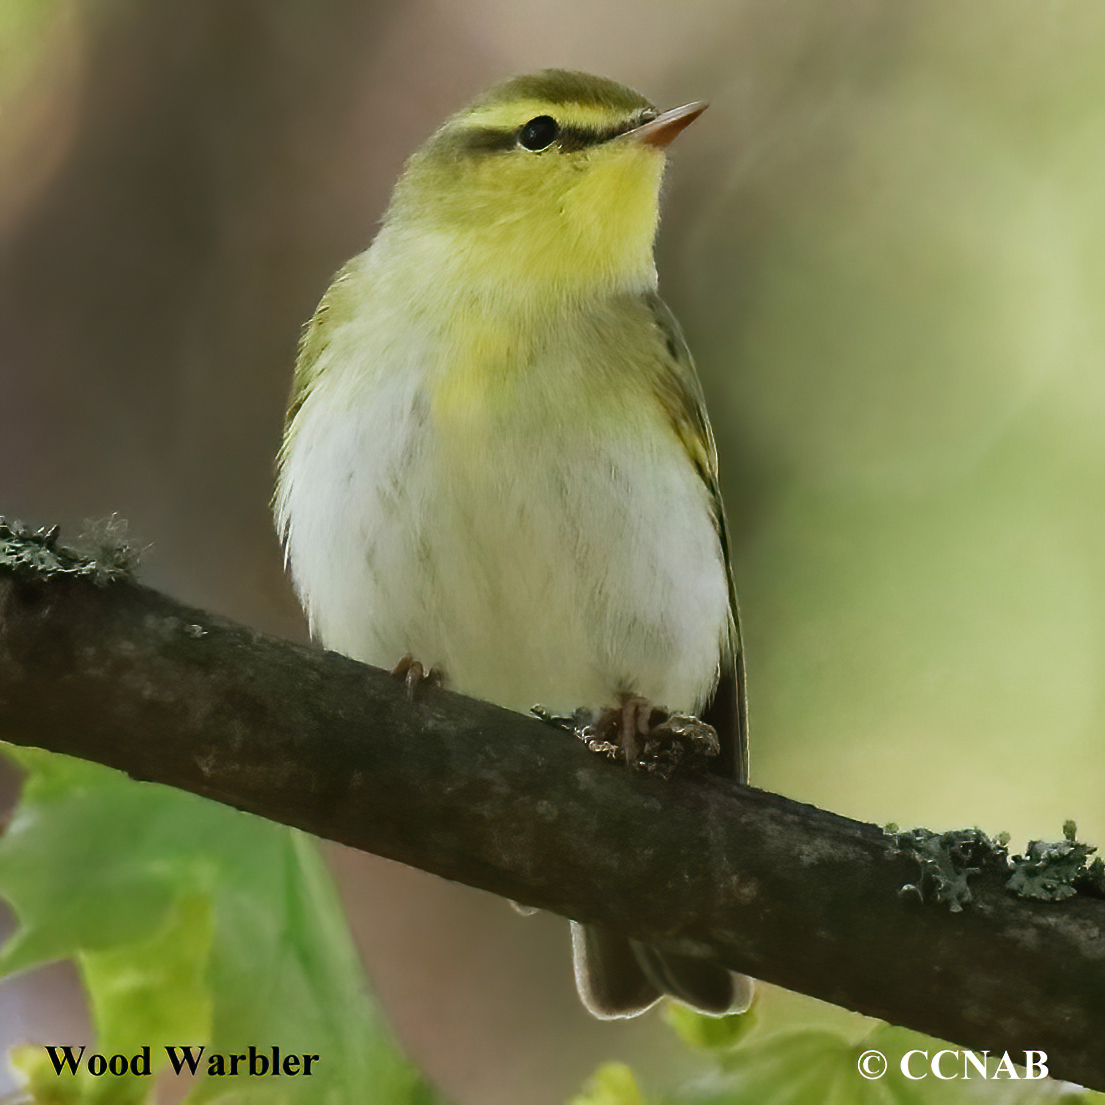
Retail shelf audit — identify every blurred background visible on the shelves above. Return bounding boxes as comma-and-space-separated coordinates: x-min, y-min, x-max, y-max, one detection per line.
3, 1, 1105, 1102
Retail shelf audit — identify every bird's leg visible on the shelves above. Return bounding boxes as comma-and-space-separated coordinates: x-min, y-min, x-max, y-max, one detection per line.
391, 654, 445, 701
616, 695, 653, 766
533, 696, 720, 780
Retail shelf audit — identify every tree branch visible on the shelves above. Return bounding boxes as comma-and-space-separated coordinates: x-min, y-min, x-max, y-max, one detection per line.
0, 547, 1103, 1090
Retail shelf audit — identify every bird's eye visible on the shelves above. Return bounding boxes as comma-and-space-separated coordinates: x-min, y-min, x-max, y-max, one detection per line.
518, 116, 559, 151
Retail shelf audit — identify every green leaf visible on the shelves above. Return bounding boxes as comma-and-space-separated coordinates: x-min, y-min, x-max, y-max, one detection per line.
656, 1022, 1098, 1105
674, 1029, 878, 1105
0, 747, 447, 1104
571, 1062, 650, 1105
663, 1004, 757, 1054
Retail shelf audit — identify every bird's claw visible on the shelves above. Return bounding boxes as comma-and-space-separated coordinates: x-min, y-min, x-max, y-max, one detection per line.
533, 700, 719, 780
391, 654, 444, 700
638, 714, 720, 780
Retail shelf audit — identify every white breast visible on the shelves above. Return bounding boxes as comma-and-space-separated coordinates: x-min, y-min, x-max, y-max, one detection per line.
277, 288, 729, 719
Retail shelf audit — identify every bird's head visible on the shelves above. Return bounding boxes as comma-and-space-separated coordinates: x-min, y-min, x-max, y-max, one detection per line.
382, 70, 706, 304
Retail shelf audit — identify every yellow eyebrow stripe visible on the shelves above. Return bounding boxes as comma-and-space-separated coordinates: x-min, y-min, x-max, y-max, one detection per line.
464, 101, 636, 132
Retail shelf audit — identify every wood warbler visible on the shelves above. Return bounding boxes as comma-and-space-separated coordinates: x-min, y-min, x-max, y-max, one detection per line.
275, 69, 750, 1018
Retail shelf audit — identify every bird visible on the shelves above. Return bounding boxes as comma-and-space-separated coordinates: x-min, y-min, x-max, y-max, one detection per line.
274, 68, 750, 1019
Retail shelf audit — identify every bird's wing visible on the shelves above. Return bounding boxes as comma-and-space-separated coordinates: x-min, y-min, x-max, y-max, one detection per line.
282, 263, 356, 436
643, 292, 748, 784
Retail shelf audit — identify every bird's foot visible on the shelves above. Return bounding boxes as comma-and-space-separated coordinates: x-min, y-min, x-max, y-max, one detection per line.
391, 654, 444, 700
637, 712, 721, 779
533, 697, 719, 780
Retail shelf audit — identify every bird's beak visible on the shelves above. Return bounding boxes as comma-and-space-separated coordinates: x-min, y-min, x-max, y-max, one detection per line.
629, 101, 708, 149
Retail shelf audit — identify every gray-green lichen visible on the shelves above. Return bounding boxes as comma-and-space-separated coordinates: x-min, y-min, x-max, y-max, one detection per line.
886, 820, 1104, 910
886, 826, 1008, 912
1007, 820, 1104, 902
0, 516, 140, 585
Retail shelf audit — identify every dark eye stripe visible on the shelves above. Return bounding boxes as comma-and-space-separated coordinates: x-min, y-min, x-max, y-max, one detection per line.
556, 118, 639, 151
458, 108, 657, 156
463, 128, 522, 153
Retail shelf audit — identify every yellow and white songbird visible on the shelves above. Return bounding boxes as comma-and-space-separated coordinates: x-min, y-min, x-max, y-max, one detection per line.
275, 69, 750, 1018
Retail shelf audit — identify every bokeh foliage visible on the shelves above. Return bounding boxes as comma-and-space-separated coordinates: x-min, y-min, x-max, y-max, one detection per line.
4, 2, 1105, 1103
